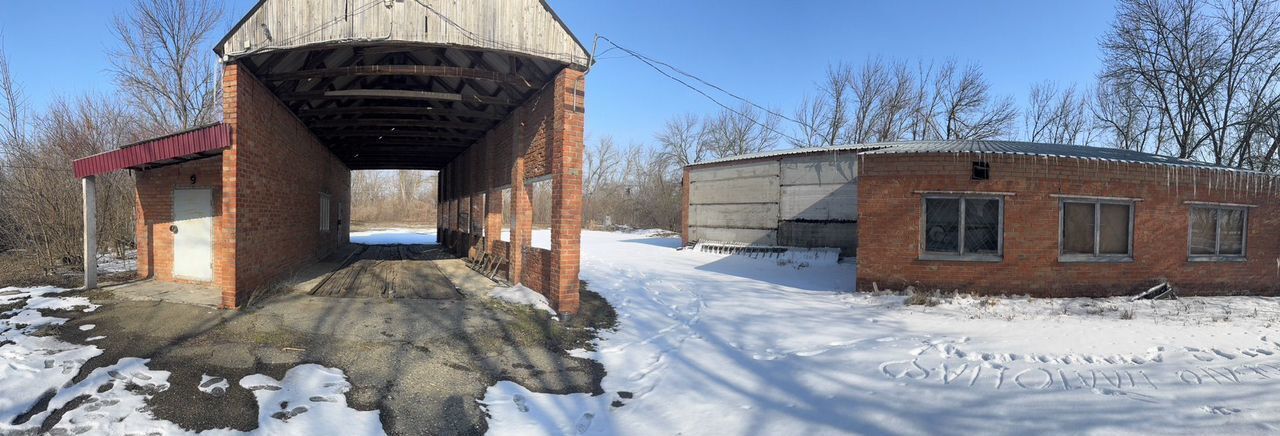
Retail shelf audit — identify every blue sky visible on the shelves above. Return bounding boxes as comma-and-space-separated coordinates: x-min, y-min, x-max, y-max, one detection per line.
0, 0, 1115, 147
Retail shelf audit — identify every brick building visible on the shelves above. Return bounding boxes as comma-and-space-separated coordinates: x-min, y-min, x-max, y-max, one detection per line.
72, 0, 590, 312
683, 140, 1280, 297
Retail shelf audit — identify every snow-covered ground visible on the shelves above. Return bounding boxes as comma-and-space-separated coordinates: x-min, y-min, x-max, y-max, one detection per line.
349, 228, 438, 245
0, 286, 384, 435
97, 250, 138, 274
481, 230, 1280, 435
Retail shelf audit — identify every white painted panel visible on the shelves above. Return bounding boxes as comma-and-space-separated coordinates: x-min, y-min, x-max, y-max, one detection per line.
689, 177, 780, 205
690, 204, 779, 229
689, 160, 779, 182
690, 227, 777, 246
780, 183, 859, 221
173, 189, 214, 282
780, 154, 858, 185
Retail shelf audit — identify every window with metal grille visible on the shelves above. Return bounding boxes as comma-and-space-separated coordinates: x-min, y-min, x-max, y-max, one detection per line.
1059, 199, 1133, 261
921, 196, 1003, 261
1189, 206, 1246, 260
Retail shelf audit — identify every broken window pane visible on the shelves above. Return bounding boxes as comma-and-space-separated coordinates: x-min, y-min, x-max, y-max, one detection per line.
1189, 208, 1217, 255
924, 198, 960, 253
964, 199, 999, 254
1061, 202, 1095, 254
1219, 209, 1245, 256
1098, 203, 1130, 255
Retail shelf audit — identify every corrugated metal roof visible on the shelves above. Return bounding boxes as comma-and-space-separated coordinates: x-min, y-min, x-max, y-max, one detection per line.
686, 143, 889, 167
687, 140, 1257, 173
72, 123, 231, 179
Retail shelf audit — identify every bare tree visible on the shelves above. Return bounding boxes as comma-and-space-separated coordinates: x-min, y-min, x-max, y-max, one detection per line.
703, 103, 783, 158
792, 64, 852, 147
935, 61, 1018, 140
1099, 0, 1280, 166
111, 0, 224, 134
655, 114, 708, 167
583, 136, 621, 223
1025, 82, 1091, 144
0, 38, 24, 152
844, 59, 889, 144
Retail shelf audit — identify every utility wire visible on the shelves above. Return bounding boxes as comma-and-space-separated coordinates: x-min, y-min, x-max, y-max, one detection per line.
594, 35, 806, 145
597, 36, 804, 127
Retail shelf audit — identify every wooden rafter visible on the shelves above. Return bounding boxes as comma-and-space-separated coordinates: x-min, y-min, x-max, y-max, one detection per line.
262, 65, 533, 89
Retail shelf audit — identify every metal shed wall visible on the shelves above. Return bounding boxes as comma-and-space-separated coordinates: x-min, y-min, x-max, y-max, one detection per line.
687, 151, 860, 256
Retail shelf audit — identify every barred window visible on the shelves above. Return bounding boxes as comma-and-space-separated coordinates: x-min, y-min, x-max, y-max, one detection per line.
922, 196, 1002, 261
1190, 206, 1246, 259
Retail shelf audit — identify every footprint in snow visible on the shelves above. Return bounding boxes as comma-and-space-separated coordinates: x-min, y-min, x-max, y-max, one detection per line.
1204, 405, 1242, 415
513, 394, 529, 413
1091, 387, 1158, 403
574, 412, 595, 434
1212, 349, 1238, 360
271, 406, 309, 421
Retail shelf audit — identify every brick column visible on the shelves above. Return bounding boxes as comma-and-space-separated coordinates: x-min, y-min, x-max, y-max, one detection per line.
549, 69, 586, 314
509, 112, 529, 284
219, 62, 242, 308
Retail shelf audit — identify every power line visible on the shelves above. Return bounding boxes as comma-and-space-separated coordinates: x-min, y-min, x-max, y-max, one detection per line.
597, 36, 804, 127
594, 36, 806, 145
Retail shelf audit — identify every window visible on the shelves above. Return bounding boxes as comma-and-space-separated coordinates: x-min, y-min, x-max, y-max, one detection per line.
473, 193, 487, 236
1189, 206, 1246, 260
921, 196, 1002, 261
1060, 199, 1133, 261
529, 178, 553, 250
499, 187, 512, 242
319, 193, 331, 232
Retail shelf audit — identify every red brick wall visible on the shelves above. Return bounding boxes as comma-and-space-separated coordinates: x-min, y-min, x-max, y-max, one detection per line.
222, 62, 351, 307
135, 156, 225, 284
438, 68, 585, 313
857, 153, 1280, 296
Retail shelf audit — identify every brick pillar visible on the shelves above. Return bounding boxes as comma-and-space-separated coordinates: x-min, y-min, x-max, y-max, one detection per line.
219, 62, 242, 309
509, 112, 529, 284
549, 69, 585, 314
681, 167, 691, 245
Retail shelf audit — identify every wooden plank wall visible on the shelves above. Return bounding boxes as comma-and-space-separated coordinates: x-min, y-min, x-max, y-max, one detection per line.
221, 0, 588, 66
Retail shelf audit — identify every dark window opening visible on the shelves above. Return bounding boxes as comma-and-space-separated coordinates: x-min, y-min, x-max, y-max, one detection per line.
971, 161, 990, 180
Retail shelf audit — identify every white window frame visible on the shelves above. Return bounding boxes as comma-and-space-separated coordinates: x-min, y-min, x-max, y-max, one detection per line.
919, 195, 1004, 262
1058, 198, 1135, 262
1188, 205, 1248, 262
319, 193, 331, 233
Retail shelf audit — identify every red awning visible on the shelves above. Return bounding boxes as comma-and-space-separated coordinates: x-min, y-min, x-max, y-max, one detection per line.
72, 123, 231, 179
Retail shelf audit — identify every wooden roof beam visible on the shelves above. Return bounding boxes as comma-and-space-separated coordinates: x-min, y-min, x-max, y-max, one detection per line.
262, 65, 533, 89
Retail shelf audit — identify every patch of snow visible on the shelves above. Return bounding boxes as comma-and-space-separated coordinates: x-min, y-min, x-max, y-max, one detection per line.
79, 324, 95, 331
481, 230, 1280, 435
0, 287, 104, 430
0, 286, 382, 435
531, 229, 551, 250
86, 335, 105, 342
199, 374, 230, 396
489, 285, 556, 315
239, 364, 384, 435
349, 228, 437, 245
480, 381, 603, 435
97, 250, 138, 274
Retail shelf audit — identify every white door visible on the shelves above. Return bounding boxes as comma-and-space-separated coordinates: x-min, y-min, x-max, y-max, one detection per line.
172, 188, 214, 281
